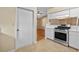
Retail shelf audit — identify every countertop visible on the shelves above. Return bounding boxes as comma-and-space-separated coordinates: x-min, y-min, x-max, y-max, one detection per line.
46, 24, 79, 32
45, 24, 57, 28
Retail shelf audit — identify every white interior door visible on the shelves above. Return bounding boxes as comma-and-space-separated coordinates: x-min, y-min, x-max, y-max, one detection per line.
16, 8, 34, 48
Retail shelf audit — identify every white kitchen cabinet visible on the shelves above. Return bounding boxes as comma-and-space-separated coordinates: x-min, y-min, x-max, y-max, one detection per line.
48, 9, 69, 20
48, 13, 54, 19
70, 8, 79, 17
69, 31, 79, 49
45, 28, 54, 40
48, 13, 56, 19
55, 10, 69, 17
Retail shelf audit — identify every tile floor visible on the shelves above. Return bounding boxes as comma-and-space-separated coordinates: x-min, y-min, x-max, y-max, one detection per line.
16, 39, 78, 52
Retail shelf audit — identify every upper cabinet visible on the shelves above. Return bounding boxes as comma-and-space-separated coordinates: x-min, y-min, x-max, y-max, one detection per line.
48, 13, 53, 19
70, 8, 79, 17
48, 9, 69, 20
54, 10, 69, 17
48, 7, 79, 20
48, 7, 79, 25
70, 8, 79, 25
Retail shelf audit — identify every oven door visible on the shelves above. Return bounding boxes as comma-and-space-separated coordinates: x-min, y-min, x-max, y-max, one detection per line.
55, 31, 67, 41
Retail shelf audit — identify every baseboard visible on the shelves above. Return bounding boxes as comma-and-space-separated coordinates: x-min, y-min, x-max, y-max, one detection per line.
8, 41, 37, 52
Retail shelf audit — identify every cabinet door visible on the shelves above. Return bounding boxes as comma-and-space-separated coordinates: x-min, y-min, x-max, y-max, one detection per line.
70, 8, 79, 17
48, 10, 69, 20
45, 28, 50, 38
48, 13, 53, 19
49, 28, 54, 40
45, 28, 54, 40
69, 31, 79, 49
55, 10, 69, 17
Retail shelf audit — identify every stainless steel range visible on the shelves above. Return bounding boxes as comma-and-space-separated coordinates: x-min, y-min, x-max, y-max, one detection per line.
54, 24, 70, 46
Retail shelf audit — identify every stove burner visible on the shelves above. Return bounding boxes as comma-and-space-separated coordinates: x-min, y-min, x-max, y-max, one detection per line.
55, 25, 70, 30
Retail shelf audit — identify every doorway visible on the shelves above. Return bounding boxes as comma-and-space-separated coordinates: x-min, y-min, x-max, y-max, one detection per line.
37, 17, 46, 41
37, 7, 48, 41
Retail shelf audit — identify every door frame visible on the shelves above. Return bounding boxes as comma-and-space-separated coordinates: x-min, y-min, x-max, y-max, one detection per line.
16, 7, 34, 49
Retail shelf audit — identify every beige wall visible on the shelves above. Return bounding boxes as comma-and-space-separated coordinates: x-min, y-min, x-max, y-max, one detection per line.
0, 7, 16, 38
42, 17, 48, 27
37, 16, 48, 29
0, 7, 16, 51
0, 7, 37, 51
37, 18, 42, 29
0, 33, 15, 51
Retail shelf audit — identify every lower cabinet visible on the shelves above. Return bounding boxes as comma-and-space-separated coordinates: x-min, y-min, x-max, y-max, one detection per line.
69, 31, 79, 49
45, 28, 54, 40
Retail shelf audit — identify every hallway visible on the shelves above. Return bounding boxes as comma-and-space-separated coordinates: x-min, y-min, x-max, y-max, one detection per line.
37, 29, 45, 41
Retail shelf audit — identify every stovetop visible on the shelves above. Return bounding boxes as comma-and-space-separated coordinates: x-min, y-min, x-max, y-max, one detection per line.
55, 26, 70, 30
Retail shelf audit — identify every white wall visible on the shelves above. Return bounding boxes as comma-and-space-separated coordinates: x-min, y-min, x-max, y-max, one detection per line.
42, 17, 49, 27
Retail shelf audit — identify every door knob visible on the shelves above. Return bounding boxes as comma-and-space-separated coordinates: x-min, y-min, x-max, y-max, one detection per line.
17, 29, 19, 31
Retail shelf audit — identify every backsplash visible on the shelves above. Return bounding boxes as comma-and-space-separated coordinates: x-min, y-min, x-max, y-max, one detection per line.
49, 17, 78, 25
